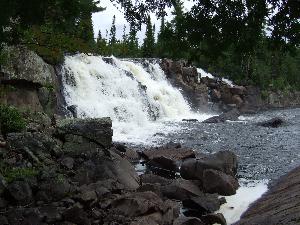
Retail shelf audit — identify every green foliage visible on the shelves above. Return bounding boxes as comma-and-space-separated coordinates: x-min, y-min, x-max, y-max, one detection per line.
22, 25, 93, 64
0, 105, 26, 135
2, 167, 38, 183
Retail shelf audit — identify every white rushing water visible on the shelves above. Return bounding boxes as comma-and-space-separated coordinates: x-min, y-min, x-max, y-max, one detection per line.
61, 54, 212, 144
217, 180, 268, 224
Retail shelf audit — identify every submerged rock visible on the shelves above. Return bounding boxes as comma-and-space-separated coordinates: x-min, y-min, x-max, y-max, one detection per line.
257, 117, 285, 128
203, 108, 240, 123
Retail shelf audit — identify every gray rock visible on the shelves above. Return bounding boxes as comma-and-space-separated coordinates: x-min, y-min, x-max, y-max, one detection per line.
140, 173, 172, 186
203, 169, 239, 195
56, 118, 113, 148
0, 46, 56, 87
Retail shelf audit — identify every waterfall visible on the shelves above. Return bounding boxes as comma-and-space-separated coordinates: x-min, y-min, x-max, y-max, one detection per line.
61, 54, 211, 144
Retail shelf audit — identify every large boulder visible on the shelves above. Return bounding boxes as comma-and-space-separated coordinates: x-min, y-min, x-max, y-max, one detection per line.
202, 169, 239, 195
74, 151, 140, 190
56, 118, 112, 148
0, 46, 55, 87
180, 151, 238, 181
182, 194, 221, 214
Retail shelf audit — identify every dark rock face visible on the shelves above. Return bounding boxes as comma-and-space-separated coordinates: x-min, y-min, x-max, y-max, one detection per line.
235, 166, 300, 225
203, 169, 239, 195
257, 117, 285, 128
182, 194, 221, 214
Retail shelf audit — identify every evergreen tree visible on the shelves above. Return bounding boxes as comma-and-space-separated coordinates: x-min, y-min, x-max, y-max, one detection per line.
96, 30, 108, 55
142, 16, 155, 57
127, 24, 140, 57
109, 15, 117, 46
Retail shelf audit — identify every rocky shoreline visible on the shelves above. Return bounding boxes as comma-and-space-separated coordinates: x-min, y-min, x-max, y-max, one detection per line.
0, 116, 241, 225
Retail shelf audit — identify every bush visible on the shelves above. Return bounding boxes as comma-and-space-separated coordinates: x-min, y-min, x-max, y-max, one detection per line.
0, 105, 26, 135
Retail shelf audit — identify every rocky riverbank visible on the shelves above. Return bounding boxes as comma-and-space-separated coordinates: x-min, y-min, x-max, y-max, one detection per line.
0, 114, 241, 225
160, 59, 300, 113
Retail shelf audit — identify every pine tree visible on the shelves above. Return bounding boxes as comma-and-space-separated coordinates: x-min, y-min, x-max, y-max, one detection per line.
127, 24, 140, 57
109, 15, 117, 46
96, 30, 108, 55
142, 16, 155, 57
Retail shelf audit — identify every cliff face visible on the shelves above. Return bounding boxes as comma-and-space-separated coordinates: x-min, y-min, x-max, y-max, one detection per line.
0, 46, 58, 116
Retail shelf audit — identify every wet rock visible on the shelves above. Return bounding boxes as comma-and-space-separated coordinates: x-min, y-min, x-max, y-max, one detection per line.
203, 169, 239, 195
211, 89, 221, 102
180, 150, 238, 181
257, 117, 285, 128
56, 118, 113, 148
173, 216, 205, 225
7, 180, 33, 205
147, 156, 178, 173
124, 148, 140, 162
203, 109, 240, 123
182, 119, 199, 122
114, 143, 127, 152
182, 194, 221, 214
201, 213, 227, 225
232, 95, 243, 106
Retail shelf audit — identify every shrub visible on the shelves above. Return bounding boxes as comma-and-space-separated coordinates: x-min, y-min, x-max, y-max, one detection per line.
0, 105, 26, 135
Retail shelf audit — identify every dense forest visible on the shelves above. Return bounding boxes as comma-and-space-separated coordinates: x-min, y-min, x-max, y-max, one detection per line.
0, 0, 299, 91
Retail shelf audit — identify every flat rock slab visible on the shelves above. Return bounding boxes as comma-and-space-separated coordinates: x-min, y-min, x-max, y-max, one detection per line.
235, 166, 300, 225
142, 147, 195, 161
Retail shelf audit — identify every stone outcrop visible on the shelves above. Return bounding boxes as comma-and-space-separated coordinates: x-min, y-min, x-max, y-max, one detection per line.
235, 166, 300, 225
160, 59, 209, 111
0, 46, 58, 116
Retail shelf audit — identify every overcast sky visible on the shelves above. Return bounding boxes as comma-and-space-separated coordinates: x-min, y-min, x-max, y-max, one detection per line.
92, 0, 193, 43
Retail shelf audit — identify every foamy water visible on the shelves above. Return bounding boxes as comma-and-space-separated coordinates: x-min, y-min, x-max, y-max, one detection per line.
217, 180, 268, 224
61, 54, 212, 145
